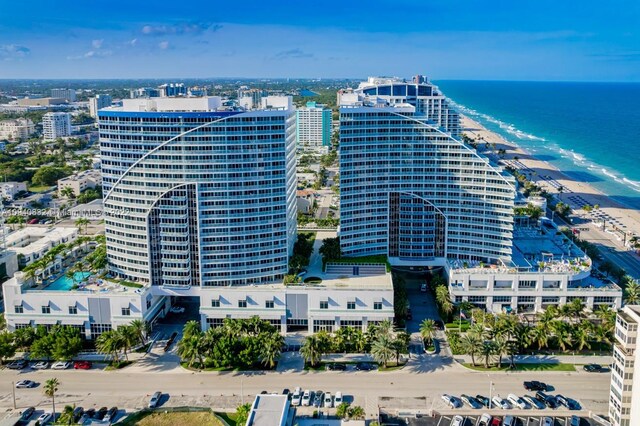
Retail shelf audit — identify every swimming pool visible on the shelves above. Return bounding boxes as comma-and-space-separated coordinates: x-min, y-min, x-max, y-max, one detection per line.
47, 272, 92, 291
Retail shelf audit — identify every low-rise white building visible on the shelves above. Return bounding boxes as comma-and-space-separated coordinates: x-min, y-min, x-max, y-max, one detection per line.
0, 118, 35, 141
610, 305, 640, 426
6, 226, 78, 267
447, 219, 622, 313
58, 169, 101, 197
247, 394, 295, 426
0, 181, 27, 201
2, 271, 168, 339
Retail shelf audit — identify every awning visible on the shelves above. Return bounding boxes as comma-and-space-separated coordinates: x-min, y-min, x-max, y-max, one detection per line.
33, 319, 59, 325
61, 318, 87, 326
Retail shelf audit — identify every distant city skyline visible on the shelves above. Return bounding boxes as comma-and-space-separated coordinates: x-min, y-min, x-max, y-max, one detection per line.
0, 0, 638, 81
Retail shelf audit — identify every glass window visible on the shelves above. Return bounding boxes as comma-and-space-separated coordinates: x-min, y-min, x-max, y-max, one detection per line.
266, 300, 274, 309
392, 85, 406, 96
42, 305, 51, 314
211, 299, 220, 308
121, 307, 131, 316
320, 301, 328, 310
69, 306, 78, 315
14, 305, 23, 314
347, 301, 356, 310
373, 302, 382, 310
238, 300, 247, 308
418, 86, 431, 96
407, 85, 416, 96
377, 85, 391, 96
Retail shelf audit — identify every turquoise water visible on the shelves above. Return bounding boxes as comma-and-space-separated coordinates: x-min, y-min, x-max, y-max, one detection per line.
47, 271, 92, 291
435, 80, 640, 210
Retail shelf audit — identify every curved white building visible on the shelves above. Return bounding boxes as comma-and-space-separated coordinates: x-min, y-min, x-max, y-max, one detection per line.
339, 75, 516, 264
99, 96, 297, 288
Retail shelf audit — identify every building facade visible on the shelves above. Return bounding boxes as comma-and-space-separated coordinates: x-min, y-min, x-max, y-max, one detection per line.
0, 118, 35, 141
610, 305, 640, 426
158, 83, 187, 97
43, 112, 71, 140
0, 181, 27, 201
339, 76, 515, 265
51, 89, 76, 102
296, 101, 332, 147
99, 96, 297, 288
89, 94, 112, 118
58, 169, 101, 197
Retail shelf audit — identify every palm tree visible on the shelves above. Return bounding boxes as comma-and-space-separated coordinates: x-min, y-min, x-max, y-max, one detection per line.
480, 341, 495, 369
96, 330, 121, 362
460, 333, 482, 366
493, 337, 508, 368
552, 321, 573, 351
569, 299, 586, 320
376, 320, 393, 337
371, 334, 394, 367
44, 378, 60, 420
177, 333, 204, 368
572, 321, 593, 351
624, 280, 640, 305
129, 319, 150, 346
419, 319, 437, 347
538, 306, 559, 326
116, 325, 138, 361
60, 187, 75, 199
530, 324, 550, 349
348, 405, 365, 420
300, 335, 323, 367
435, 285, 450, 307
75, 218, 90, 234
392, 331, 411, 365
469, 323, 489, 341
183, 320, 202, 339
260, 332, 284, 369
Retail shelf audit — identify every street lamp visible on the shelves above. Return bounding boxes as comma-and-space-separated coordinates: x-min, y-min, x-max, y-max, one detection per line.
488, 377, 494, 409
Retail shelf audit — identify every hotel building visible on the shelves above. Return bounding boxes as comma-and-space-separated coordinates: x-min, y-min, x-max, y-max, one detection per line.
610, 305, 640, 426
296, 101, 332, 147
89, 94, 112, 118
51, 88, 76, 102
0, 118, 35, 141
43, 112, 71, 141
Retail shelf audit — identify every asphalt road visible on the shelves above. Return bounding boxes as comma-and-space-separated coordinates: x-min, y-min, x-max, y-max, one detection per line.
577, 224, 640, 279
0, 361, 612, 419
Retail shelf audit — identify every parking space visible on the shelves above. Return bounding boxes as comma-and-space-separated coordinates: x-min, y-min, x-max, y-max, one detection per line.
399, 414, 599, 426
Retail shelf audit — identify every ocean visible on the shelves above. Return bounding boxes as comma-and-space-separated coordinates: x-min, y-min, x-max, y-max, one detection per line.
435, 80, 640, 210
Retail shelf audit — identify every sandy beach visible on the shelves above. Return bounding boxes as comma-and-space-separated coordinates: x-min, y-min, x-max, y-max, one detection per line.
460, 115, 640, 245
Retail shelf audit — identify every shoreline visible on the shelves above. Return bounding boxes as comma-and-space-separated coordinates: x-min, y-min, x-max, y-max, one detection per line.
460, 114, 640, 242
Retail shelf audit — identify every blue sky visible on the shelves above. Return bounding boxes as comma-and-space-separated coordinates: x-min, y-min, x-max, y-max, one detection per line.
0, 0, 638, 81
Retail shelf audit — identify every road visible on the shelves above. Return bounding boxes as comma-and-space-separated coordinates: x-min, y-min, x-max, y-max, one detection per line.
577, 222, 640, 279
0, 359, 611, 419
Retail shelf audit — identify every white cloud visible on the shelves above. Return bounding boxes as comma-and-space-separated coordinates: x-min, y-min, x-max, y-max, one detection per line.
0, 44, 31, 60
142, 22, 222, 36
129, 38, 138, 47
92, 39, 104, 49
158, 41, 170, 50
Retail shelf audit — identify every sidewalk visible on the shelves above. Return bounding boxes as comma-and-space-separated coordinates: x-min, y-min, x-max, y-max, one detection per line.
455, 354, 611, 365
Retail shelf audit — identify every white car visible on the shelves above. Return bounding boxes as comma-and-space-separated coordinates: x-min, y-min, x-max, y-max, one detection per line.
31, 361, 49, 370
291, 387, 302, 406
507, 393, 527, 409
15, 380, 36, 389
420, 283, 428, 292
324, 392, 333, 408
37, 412, 53, 424
542, 417, 554, 426
301, 390, 311, 406
170, 306, 185, 314
451, 415, 465, 426
442, 394, 461, 408
478, 413, 492, 426
334, 391, 343, 405
492, 396, 510, 410
51, 361, 71, 370
149, 391, 162, 408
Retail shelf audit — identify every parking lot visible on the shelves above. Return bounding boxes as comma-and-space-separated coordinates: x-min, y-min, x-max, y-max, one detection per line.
396, 414, 602, 426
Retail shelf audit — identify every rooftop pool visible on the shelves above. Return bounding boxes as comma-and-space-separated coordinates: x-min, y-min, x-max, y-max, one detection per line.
47, 272, 92, 291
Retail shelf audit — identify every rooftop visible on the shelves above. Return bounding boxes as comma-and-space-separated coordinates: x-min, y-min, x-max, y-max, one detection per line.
5, 226, 78, 256
247, 394, 292, 426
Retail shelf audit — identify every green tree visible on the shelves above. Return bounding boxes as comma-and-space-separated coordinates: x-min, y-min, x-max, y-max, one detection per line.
32, 166, 70, 186
44, 378, 60, 420
177, 333, 204, 368
552, 321, 573, 351
116, 325, 138, 361
572, 321, 593, 351
392, 331, 411, 365
336, 402, 350, 419
0, 331, 16, 365
260, 332, 284, 368
371, 334, 394, 367
460, 333, 482, 366
75, 217, 89, 234
60, 187, 75, 199
128, 319, 150, 346
235, 403, 251, 425
183, 320, 202, 340
319, 237, 341, 264
624, 280, 640, 305
58, 405, 75, 424
348, 405, 365, 420
531, 324, 550, 349
480, 341, 495, 369
96, 330, 122, 362
300, 335, 323, 367
419, 319, 436, 347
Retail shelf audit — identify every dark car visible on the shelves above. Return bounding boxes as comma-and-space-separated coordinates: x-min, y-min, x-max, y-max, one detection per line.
20, 407, 35, 421
583, 364, 604, 373
6, 359, 28, 370
72, 407, 84, 422
79, 408, 95, 424
524, 380, 548, 391
282, 388, 290, 397
104, 406, 118, 423
406, 308, 413, 320
475, 395, 491, 407
355, 362, 376, 371
95, 407, 108, 420
535, 391, 558, 409
327, 362, 347, 371
434, 320, 445, 330
567, 398, 581, 410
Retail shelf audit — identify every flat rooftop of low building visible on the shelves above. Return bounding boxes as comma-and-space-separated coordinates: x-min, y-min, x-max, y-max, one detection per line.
5, 226, 77, 254
247, 394, 290, 426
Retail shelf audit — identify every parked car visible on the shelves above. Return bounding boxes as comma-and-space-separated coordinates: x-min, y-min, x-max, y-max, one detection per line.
79, 408, 96, 423
19, 407, 35, 421
15, 380, 37, 389
103, 407, 118, 423
491, 396, 510, 410
282, 388, 290, 397
507, 393, 527, 409
51, 361, 71, 370
523, 394, 545, 409
291, 387, 302, 406
524, 380, 548, 391
420, 283, 428, 292
461, 394, 481, 409
324, 392, 333, 408
566, 398, 581, 410
302, 390, 311, 406
95, 407, 108, 420
313, 391, 323, 407
334, 391, 343, 405
535, 391, 558, 409
74, 360, 92, 370
451, 415, 465, 426
478, 413, 492, 426
6, 359, 27, 370
170, 306, 185, 314
490, 418, 502, 426
149, 391, 162, 408
542, 417, 554, 426
442, 394, 461, 408
570, 415, 581, 426
31, 361, 50, 370
327, 362, 347, 371
37, 412, 53, 424
355, 362, 376, 371
475, 395, 491, 407
583, 363, 604, 372
555, 394, 570, 408
503, 415, 516, 426
406, 308, 413, 320
72, 407, 84, 423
